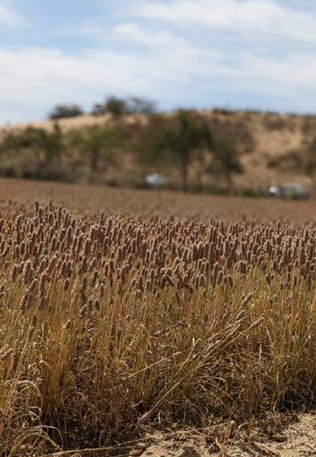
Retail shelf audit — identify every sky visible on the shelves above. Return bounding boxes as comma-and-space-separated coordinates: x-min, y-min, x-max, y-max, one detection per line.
1, 0, 316, 125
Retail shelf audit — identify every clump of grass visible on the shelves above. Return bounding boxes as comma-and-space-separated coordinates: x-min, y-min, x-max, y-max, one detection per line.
0, 202, 315, 456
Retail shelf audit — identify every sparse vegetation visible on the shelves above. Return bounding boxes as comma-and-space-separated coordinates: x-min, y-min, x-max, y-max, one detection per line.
48, 104, 84, 120
139, 110, 213, 192
69, 124, 123, 184
211, 139, 243, 189
305, 137, 316, 188
91, 96, 156, 117
1, 107, 315, 194
0, 123, 71, 182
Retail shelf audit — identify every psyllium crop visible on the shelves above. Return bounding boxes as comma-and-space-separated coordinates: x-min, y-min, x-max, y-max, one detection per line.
0, 199, 315, 456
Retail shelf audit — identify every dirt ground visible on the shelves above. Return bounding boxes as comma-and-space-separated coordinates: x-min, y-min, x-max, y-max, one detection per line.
0, 177, 315, 222
129, 413, 315, 457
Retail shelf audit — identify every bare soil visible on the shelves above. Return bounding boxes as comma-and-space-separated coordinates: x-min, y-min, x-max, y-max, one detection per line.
131, 413, 315, 457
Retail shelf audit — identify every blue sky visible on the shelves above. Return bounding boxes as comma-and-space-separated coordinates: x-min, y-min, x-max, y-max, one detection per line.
1, 0, 316, 125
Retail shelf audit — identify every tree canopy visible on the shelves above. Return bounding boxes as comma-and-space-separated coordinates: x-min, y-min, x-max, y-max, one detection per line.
138, 110, 213, 192
48, 104, 84, 120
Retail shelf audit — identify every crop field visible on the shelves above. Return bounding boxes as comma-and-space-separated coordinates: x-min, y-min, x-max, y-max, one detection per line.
0, 179, 315, 456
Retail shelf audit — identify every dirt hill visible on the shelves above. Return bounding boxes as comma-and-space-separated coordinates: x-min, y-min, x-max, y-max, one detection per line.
1, 110, 315, 192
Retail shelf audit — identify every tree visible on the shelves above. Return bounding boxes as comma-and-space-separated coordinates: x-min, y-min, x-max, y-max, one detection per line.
92, 96, 156, 117
305, 138, 316, 189
212, 139, 243, 189
48, 104, 84, 120
38, 122, 63, 168
140, 110, 213, 192
0, 123, 65, 180
104, 97, 127, 117
91, 103, 105, 116
70, 125, 123, 184
126, 97, 156, 114
162, 111, 213, 192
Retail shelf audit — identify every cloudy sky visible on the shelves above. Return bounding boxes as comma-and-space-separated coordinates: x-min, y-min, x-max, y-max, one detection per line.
1, 0, 316, 125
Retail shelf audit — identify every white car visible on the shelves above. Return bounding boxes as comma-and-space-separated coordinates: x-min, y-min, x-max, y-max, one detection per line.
145, 173, 166, 189
267, 186, 280, 198
267, 183, 310, 199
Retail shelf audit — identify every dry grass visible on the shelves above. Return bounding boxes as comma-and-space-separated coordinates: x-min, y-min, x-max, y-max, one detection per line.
0, 179, 315, 456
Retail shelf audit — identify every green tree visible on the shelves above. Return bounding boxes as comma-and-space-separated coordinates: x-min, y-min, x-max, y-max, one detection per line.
142, 110, 213, 192
48, 104, 83, 120
70, 124, 123, 184
104, 97, 127, 117
305, 138, 316, 189
92, 96, 156, 117
126, 97, 156, 114
91, 103, 106, 116
37, 122, 63, 168
212, 139, 243, 189
0, 124, 64, 179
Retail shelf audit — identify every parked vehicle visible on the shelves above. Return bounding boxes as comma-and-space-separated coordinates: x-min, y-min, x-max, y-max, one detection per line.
279, 183, 310, 199
145, 173, 166, 189
267, 185, 280, 198
267, 183, 310, 199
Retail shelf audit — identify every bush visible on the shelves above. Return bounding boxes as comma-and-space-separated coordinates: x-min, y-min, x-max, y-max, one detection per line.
104, 97, 127, 116
91, 96, 157, 117
126, 97, 156, 114
240, 187, 260, 198
48, 104, 84, 120
91, 103, 106, 116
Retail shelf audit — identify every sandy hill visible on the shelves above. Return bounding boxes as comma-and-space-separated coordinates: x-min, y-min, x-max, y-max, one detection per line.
1, 110, 315, 191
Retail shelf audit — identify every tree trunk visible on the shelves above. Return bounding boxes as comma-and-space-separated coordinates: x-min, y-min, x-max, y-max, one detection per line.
312, 172, 316, 196
181, 151, 189, 192
226, 170, 232, 192
90, 148, 99, 184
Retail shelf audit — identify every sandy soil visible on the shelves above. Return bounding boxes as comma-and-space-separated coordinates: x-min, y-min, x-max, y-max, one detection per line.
129, 413, 315, 457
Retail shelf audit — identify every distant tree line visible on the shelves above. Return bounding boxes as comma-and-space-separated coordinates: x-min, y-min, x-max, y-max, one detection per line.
0, 109, 273, 192
267, 140, 316, 189
49, 105, 84, 120
9, 101, 310, 193
48, 96, 156, 120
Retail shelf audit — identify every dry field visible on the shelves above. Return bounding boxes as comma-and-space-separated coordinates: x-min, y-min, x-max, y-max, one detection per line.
0, 179, 315, 456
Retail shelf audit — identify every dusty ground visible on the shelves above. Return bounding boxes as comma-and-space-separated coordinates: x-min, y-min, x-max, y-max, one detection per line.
130, 413, 315, 457
0, 177, 315, 222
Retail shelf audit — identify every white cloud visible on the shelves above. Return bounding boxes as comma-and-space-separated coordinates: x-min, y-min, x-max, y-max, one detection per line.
65, 22, 220, 75
112, 23, 183, 47
0, 4, 24, 28
2, 1, 316, 123
66, 22, 186, 48
1, 42, 316, 123
0, 47, 155, 106
0, 43, 221, 124
131, 0, 316, 43
242, 53, 316, 92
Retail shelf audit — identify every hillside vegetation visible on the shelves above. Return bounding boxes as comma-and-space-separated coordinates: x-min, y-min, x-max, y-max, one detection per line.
0, 109, 316, 194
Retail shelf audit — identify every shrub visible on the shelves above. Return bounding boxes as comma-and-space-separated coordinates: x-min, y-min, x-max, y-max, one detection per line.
48, 104, 84, 120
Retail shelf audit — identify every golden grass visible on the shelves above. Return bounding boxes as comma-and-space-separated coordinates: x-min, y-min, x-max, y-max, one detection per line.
0, 179, 315, 456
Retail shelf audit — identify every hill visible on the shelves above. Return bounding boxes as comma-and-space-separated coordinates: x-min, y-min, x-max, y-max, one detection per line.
1, 109, 315, 193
